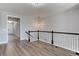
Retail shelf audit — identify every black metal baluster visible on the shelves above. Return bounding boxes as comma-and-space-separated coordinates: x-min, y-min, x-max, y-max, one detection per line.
28, 31, 30, 42
37, 30, 39, 40
52, 30, 53, 44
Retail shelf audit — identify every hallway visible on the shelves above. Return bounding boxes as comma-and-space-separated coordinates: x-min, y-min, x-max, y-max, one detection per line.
8, 34, 19, 41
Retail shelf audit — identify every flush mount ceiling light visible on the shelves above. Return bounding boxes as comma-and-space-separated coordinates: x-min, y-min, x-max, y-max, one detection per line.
31, 3, 44, 7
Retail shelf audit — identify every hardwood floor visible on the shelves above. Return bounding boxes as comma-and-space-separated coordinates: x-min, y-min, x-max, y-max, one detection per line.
0, 35, 78, 56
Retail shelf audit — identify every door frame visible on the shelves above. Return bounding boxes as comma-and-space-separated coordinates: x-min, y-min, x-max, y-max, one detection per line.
7, 15, 20, 41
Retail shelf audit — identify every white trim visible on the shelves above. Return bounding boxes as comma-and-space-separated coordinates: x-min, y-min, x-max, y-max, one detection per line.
0, 41, 8, 44
7, 15, 21, 41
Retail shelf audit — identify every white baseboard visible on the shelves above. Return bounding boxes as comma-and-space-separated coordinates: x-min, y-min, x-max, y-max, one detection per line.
0, 41, 8, 44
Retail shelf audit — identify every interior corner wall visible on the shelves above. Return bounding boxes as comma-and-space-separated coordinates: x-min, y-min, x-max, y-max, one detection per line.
20, 16, 37, 41
41, 7, 79, 52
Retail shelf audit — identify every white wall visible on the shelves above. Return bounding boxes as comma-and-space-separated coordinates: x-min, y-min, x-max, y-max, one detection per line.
8, 22, 14, 34
0, 11, 8, 44
39, 6, 79, 52
20, 16, 51, 42
13, 20, 20, 37
20, 16, 39, 41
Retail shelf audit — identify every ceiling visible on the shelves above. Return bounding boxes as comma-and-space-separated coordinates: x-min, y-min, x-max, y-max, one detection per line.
0, 3, 77, 17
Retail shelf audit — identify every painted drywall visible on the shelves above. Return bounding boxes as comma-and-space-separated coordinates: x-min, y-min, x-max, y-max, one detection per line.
20, 16, 39, 41
13, 20, 20, 37
8, 21, 14, 34
0, 11, 8, 44
39, 6, 79, 52
20, 15, 50, 41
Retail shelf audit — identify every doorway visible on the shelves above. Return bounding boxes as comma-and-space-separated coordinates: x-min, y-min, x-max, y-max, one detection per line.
8, 17, 20, 41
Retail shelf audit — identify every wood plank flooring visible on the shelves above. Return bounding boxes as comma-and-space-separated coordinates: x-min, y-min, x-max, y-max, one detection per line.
0, 35, 78, 56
